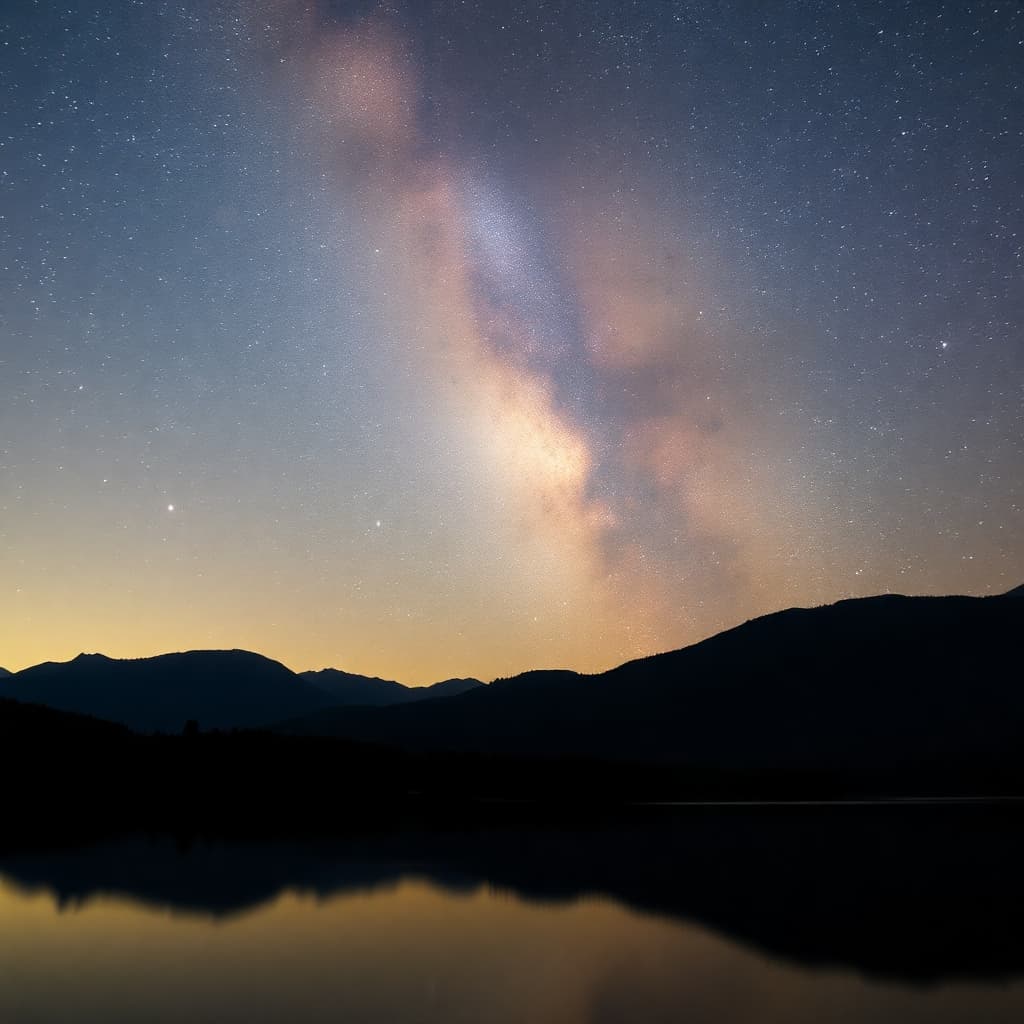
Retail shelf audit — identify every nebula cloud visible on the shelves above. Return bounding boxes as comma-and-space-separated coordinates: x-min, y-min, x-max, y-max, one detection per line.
268, 4, 852, 668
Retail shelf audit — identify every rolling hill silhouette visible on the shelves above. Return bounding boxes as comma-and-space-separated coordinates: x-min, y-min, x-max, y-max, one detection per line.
421, 677, 486, 699
298, 669, 482, 706
0, 696, 131, 742
0, 652, 482, 734
298, 668, 408, 705
0, 650, 332, 733
2, 589, 1020, 795
0, 667, 10, 678
280, 591, 1023, 790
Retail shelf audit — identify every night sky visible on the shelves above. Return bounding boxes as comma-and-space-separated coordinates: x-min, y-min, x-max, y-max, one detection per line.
2, 1, 1021, 683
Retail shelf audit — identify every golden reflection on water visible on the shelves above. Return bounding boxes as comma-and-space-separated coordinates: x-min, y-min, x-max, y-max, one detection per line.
2, 876, 1024, 1024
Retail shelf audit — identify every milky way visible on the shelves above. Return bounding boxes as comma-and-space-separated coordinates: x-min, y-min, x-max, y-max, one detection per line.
1, 2, 1021, 682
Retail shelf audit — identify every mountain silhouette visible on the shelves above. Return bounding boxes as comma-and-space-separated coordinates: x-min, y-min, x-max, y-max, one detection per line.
1, 651, 484, 733
280, 592, 1023, 791
0, 649, 334, 733
299, 668, 409, 705
3, 589, 1021, 794
421, 677, 485, 699
299, 669, 483, 706
0, 667, 11, 678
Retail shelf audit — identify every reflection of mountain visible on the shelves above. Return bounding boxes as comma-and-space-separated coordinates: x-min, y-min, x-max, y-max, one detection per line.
4, 807, 1024, 983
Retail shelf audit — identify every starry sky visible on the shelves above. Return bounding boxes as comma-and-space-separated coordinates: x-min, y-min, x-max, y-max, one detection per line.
1, 0, 1021, 683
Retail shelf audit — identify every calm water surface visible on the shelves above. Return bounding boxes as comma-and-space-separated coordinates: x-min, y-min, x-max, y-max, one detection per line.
2, 809, 1023, 1023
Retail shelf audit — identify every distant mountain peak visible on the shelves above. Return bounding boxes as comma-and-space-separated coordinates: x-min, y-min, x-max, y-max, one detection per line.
3, 648, 332, 733
488, 669, 581, 693
296, 669, 485, 707
417, 677, 485, 699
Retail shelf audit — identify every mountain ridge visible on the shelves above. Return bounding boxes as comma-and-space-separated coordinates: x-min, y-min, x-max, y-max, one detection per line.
277, 591, 1023, 788
2, 588, 1021, 787
298, 669, 484, 707
1, 649, 329, 733
0, 648, 485, 733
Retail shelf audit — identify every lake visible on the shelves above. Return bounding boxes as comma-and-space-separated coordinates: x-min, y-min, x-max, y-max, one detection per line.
2, 805, 1023, 1022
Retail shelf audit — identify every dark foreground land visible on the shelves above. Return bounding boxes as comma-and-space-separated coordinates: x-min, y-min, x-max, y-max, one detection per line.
3, 590, 1024, 824
7, 692, 1024, 837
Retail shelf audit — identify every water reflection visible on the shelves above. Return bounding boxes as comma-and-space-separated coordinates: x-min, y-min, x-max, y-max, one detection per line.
2, 806, 1024, 1023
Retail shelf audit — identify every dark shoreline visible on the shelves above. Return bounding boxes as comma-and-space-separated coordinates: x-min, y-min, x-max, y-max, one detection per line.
8, 705, 1024, 838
